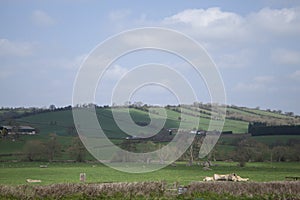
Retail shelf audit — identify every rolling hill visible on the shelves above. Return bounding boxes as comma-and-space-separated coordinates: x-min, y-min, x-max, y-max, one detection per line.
3, 104, 298, 136
0, 104, 299, 161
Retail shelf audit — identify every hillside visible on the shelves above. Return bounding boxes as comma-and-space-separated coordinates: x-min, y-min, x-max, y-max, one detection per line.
1, 104, 299, 136
0, 104, 299, 162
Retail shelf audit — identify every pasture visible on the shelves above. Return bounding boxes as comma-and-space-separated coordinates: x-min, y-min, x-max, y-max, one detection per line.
1, 106, 299, 199
0, 161, 299, 199
0, 161, 299, 185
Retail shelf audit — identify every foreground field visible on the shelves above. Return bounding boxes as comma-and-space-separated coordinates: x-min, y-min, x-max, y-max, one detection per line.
0, 162, 299, 185
1, 162, 299, 199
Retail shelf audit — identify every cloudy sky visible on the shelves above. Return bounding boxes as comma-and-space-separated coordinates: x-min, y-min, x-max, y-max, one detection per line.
1, 0, 300, 114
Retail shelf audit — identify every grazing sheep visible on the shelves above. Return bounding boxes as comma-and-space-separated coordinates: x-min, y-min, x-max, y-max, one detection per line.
203, 173, 249, 182
203, 176, 214, 181
26, 179, 41, 183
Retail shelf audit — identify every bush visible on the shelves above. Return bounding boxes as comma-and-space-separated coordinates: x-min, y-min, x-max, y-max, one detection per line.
0, 181, 299, 199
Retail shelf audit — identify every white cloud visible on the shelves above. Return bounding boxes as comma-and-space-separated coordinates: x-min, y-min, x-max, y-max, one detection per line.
248, 7, 300, 35
271, 49, 300, 66
163, 7, 300, 45
163, 7, 246, 42
164, 7, 243, 27
109, 10, 131, 21
31, 10, 55, 27
0, 38, 34, 57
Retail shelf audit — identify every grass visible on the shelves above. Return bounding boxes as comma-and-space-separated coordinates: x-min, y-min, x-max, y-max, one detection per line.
1, 106, 299, 199
251, 135, 300, 145
0, 134, 67, 154
227, 107, 258, 118
0, 135, 49, 155
16, 110, 75, 136
11, 107, 250, 137
0, 161, 299, 199
219, 134, 300, 145
4, 105, 297, 141
238, 107, 293, 119
0, 161, 299, 186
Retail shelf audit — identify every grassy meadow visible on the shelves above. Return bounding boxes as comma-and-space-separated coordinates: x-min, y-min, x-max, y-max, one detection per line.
1, 161, 299, 199
0, 161, 299, 186
0, 106, 300, 199
12, 106, 250, 136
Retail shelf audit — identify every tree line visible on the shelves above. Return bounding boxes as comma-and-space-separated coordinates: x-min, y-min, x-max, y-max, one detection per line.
22, 134, 86, 162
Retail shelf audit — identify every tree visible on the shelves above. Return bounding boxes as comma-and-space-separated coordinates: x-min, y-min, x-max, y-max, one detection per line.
285, 112, 294, 117
46, 133, 61, 161
188, 137, 200, 166
118, 139, 137, 162
23, 140, 47, 161
133, 101, 143, 108
49, 104, 56, 111
289, 143, 300, 161
124, 101, 131, 107
66, 125, 77, 136
140, 141, 157, 163
181, 135, 204, 166
8, 120, 19, 139
157, 144, 178, 165
0, 128, 8, 138
272, 146, 288, 162
120, 139, 137, 152
68, 137, 86, 162
234, 138, 270, 166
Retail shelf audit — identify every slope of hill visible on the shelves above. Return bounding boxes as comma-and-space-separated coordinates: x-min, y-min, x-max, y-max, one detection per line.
0, 104, 299, 162
1, 104, 299, 137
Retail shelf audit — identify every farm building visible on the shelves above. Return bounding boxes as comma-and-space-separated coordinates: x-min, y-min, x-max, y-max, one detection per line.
0, 125, 36, 135
17, 126, 36, 135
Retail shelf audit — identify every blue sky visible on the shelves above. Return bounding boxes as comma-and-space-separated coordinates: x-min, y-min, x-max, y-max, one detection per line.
1, 0, 300, 114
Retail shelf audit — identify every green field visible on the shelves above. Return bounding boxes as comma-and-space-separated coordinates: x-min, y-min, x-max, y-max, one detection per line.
1, 105, 298, 139
12, 107, 249, 136
0, 162, 299, 199
1, 132, 299, 163
1, 106, 300, 199
0, 161, 299, 186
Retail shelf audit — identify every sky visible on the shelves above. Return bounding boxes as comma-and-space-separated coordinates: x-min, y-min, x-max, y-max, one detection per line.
0, 0, 300, 114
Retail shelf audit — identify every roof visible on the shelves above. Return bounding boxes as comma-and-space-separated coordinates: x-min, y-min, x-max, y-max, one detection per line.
1, 125, 35, 131
18, 126, 35, 130
1, 125, 13, 129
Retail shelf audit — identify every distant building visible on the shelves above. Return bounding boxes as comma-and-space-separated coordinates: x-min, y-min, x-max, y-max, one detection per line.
0, 125, 36, 135
17, 126, 36, 135
189, 130, 206, 135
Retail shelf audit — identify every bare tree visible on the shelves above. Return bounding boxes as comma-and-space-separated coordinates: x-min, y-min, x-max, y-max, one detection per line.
234, 138, 270, 166
23, 140, 47, 161
68, 137, 86, 162
46, 133, 61, 161
272, 146, 288, 162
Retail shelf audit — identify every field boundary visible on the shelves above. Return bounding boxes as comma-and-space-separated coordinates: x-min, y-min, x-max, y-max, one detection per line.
0, 181, 299, 199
